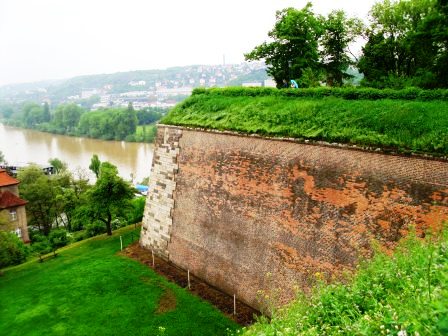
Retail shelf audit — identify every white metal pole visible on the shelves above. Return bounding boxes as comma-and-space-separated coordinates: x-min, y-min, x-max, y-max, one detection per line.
151, 250, 155, 267
233, 294, 236, 315
120, 236, 123, 251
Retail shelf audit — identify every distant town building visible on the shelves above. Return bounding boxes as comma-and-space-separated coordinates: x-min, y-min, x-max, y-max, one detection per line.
81, 88, 99, 99
128, 80, 146, 86
242, 82, 262, 87
264, 79, 277, 87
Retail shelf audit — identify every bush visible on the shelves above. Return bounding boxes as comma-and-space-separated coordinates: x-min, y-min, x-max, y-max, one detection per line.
30, 234, 52, 261
70, 230, 86, 242
85, 221, 106, 237
127, 197, 146, 224
0, 231, 29, 268
191, 87, 448, 101
48, 229, 69, 253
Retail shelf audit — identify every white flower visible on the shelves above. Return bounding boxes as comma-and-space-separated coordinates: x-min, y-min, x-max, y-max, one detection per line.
398, 330, 407, 336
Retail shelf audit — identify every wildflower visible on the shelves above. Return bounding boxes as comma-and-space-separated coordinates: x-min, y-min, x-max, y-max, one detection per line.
398, 330, 407, 336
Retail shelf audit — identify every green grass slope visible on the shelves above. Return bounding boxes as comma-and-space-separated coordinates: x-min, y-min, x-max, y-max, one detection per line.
239, 229, 448, 336
0, 226, 238, 336
162, 88, 448, 156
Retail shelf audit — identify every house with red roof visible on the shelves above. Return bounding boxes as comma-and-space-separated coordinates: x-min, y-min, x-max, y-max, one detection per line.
0, 169, 30, 243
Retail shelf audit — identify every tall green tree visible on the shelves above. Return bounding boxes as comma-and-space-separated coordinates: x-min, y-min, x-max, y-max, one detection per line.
358, 0, 443, 88
48, 158, 67, 174
0, 231, 29, 268
17, 165, 69, 235
89, 154, 101, 178
42, 102, 51, 123
320, 10, 363, 86
52, 103, 84, 134
86, 162, 134, 235
22, 102, 45, 128
245, 3, 323, 87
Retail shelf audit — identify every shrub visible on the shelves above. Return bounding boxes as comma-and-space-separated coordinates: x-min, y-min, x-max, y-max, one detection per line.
85, 221, 107, 237
48, 229, 69, 254
0, 231, 29, 268
191, 87, 448, 101
127, 196, 146, 224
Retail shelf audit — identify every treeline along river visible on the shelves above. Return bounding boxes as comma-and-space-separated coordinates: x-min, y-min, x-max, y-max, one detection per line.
0, 123, 154, 183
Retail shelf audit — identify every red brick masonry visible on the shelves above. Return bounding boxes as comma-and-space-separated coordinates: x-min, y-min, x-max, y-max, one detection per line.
146, 126, 448, 310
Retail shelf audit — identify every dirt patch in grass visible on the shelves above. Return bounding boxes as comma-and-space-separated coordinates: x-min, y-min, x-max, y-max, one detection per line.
156, 287, 177, 314
121, 242, 259, 326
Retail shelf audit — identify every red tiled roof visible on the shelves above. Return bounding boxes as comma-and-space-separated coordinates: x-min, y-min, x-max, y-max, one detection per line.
0, 169, 19, 187
0, 190, 27, 209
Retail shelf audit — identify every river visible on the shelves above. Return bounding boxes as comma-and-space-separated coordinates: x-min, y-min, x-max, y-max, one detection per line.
0, 124, 154, 183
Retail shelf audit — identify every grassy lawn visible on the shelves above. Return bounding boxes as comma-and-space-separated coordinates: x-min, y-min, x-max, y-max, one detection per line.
162, 88, 448, 156
0, 226, 238, 336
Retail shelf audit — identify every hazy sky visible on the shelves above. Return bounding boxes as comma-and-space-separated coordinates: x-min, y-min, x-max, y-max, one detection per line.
0, 0, 378, 86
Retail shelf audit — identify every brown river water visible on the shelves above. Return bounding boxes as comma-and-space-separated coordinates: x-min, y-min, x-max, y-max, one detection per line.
0, 123, 154, 183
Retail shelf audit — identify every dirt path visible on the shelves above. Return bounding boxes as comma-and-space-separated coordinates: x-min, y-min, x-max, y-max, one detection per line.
121, 242, 259, 326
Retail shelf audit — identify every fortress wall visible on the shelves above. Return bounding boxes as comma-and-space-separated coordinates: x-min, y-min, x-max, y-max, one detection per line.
141, 125, 448, 310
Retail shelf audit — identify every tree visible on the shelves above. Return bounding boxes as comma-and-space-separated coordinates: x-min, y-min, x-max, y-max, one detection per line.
48, 229, 68, 256
0, 150, 5, 164
245, 3, 323, 87
52, 104, 84, 134
48, 158, 67, 174
89, 154, 101, 178
17, 165, 69, 235
0, 231, 29, 268
42, 102, 51, 123
358, 0, 443, 88
320, 10, 363, 86
22, 102, 45, 128
87, 162, 134, 235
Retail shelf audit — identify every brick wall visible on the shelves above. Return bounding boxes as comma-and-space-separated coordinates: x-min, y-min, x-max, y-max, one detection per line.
142, 125, 448, 310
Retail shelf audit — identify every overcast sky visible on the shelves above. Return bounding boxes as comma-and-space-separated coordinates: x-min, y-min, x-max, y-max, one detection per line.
0, 0, 378, 86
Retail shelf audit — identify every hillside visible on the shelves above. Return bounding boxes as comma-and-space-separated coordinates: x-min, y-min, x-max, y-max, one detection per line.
0, 63, 268, 106
0, 226, 238, 336
161, 87, 448, 157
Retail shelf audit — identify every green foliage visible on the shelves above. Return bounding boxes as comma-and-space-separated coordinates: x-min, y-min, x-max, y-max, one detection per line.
89, 154, 101, 178
241, 229, 448, 336
0, 226, 238, 335
50, 103, 85, 134
133, 124, 158, 142
77, 107, 138, 140
245, 4, 323, 87
0, 231, 28, 268
30, 234, 52, 261
358, 0, 448, 89
136, 107, 166, 125
321, 10, 363, 86
84, 221, 107, 237
48, 229, 69, 253
0, 150, 5, 164
163, 88, 448, 156
86, 162, 135, 235
191, 86, 448, 100
127, 196, 146, 224
48, 157, 67, 174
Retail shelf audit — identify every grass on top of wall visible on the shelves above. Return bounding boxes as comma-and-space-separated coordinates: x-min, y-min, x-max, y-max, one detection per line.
0, 226, 238, 336
239, 228, 448, 336
161, 89, 448, 156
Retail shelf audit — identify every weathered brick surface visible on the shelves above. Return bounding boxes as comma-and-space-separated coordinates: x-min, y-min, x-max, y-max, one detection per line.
143, 125, 448, 310
140, 127, 182, 259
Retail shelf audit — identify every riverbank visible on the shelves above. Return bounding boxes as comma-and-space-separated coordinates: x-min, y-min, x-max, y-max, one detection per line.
0, 123, 154, 183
